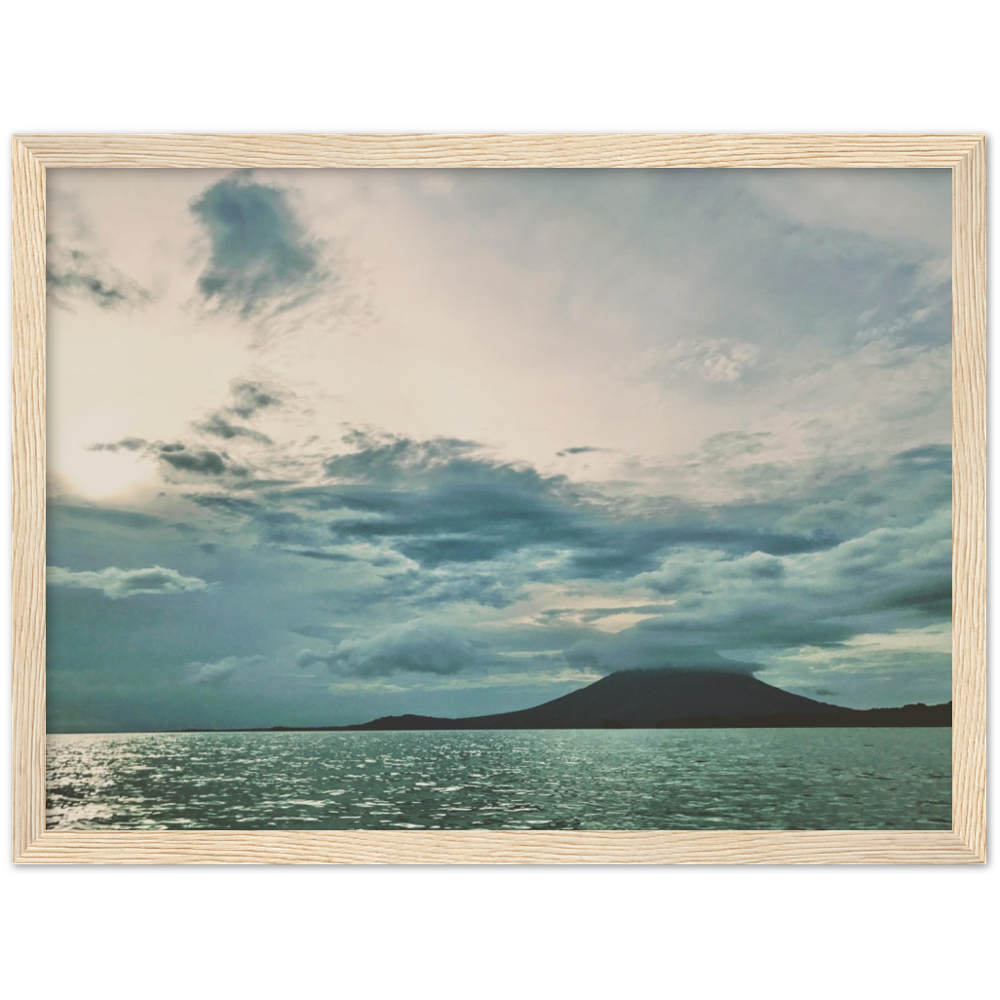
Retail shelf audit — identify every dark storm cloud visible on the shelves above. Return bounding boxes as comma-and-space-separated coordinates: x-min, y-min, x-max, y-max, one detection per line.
191, 175, 326, 318
47, 564, 209, 600
317, 431, 832, 576
46, 235, 149, 311
297, 620, 477, 678
568, 640, 760, 674
168, 427, 951, 684
565, 597, 855, 675
871, 578, 952, 617
575, 498, 951, 673
196, 412, 273, 444
160, 448, 232, 476
186, 429, 949, 608
322, 464, 588, 567
309, 431, 588, 566
89, 437, 248, 480
814, 509, 952, 625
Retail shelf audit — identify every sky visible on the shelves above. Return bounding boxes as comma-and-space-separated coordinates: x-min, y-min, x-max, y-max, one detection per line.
45, 167, 953, 732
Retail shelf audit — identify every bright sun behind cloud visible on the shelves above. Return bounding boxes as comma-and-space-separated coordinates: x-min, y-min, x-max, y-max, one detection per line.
52, 407, 154, 500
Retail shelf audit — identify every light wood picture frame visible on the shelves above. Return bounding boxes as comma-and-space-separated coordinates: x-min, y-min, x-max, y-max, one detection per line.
11, 133, 986, 864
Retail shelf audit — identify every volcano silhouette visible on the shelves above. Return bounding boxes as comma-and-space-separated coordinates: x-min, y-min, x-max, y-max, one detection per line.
343, 668, 846, 730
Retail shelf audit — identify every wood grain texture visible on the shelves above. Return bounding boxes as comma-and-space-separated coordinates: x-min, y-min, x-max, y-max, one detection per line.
11, 138, 47, 862
15, 830, 983, 865
13, 133, 986, 169
951, 138, 988, 861
10, 133, 988, 864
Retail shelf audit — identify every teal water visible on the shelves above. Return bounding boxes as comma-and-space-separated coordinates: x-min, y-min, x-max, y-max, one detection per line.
46, 728, 951, 831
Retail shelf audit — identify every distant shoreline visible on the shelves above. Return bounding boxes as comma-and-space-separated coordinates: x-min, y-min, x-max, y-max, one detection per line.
187, 720, 952, 735
47, 703, 951, 736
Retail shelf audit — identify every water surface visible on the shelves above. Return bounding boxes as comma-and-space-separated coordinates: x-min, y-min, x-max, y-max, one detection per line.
46, 728, 951, 831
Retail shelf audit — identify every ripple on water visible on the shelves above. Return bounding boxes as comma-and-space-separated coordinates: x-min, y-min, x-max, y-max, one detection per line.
46, 728, 952, 831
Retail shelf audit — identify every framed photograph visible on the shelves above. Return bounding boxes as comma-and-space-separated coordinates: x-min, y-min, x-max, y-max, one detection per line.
12, 134, 985, 864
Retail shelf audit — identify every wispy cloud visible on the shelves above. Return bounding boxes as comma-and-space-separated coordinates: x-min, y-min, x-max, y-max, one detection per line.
194, 379, 287, 443
556, 446, 608, 457
47, 565, 210, 599
196, 413, 273, 444
226, 379, 287, 418
47, 235, 149, 311
655, 338, 761, 384
185, 655, 263, 686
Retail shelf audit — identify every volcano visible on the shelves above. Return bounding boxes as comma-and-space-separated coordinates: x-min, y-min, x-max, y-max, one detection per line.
343, 668, 849, 730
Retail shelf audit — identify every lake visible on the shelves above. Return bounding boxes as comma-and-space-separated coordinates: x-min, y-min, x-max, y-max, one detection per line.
46, 727, 952, 831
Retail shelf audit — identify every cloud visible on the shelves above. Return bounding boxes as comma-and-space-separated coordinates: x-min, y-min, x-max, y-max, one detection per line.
191, 174, 326, 318
651, 338, 761, 384
226, 379, 286, 419
193, 378, 288, 443
196, 413, 273, 444
556, 446, 607, 457
287, 549, 358, 563
199, 427, 913, 589
177, 426, 949, 695
316, 440, 598, 569
88, 437, 147, 454
186, 494, 262, 516
50, 503, 163, 530
185, 655, 263, 686
297, 620, 477, 677
159, 447, 233, 476
324, 430, 481, 483
567, 639, 759, 675
46, 235, 149, 311
695, 431, 773, 465
569, 498, 950, 670
743, 169, 952, 249
411, 570, 522, 609
47, 565, 210, 600
90, 438, 248, 479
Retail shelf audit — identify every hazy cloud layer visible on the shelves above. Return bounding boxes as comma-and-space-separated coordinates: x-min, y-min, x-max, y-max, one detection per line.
44, 168, 953, 729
